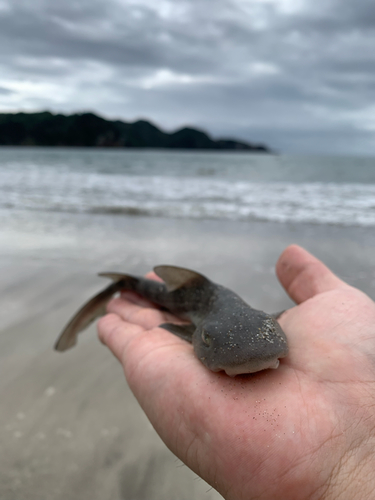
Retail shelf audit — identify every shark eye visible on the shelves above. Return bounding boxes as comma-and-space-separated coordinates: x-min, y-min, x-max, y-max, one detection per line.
201, 329, 211, 346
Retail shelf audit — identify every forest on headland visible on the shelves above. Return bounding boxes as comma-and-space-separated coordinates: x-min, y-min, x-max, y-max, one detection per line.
0, 111, 270, 152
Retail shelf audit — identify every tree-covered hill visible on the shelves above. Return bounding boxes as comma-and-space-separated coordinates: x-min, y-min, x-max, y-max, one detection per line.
0, 111, 270, 152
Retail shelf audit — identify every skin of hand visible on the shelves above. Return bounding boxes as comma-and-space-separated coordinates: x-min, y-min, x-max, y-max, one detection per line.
97, 245, 375, 500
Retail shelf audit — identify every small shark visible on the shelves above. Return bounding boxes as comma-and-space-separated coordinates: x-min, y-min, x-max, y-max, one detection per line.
55, 266, 288, 376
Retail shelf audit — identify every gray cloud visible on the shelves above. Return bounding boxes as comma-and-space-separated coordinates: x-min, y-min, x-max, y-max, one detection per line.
0, 0, 375, 154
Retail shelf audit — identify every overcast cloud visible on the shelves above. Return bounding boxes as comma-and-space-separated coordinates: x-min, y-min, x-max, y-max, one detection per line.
1, 0, 375, 154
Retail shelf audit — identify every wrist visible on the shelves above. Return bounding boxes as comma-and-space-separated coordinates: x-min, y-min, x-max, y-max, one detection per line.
322, 441, 375, 500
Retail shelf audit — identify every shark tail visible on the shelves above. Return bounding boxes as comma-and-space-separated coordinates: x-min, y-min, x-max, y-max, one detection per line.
54, 274, 139, 352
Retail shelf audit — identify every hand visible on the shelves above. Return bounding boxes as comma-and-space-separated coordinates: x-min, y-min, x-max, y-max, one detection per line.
97, 245, 375, 500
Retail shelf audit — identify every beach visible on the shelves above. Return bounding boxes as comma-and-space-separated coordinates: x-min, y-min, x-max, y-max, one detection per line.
1, 210, 375, 500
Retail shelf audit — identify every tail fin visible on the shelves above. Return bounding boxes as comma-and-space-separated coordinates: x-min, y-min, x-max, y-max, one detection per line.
54, 280, 123, 352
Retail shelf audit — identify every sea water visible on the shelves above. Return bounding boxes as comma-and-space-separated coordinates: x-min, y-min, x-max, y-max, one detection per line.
1, 147, 375, 227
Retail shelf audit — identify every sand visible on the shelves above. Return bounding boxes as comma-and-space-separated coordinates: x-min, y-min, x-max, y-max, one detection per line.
1, 211, 375, 500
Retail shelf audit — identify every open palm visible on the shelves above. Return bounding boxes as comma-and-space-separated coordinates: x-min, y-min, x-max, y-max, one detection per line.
98, 245, 375, 500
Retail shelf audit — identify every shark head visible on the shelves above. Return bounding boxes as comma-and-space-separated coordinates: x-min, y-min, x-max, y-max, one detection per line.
192, 310, 288, 376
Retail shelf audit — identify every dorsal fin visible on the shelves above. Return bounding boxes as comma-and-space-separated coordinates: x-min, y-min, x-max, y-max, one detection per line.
153, 265, 208, 292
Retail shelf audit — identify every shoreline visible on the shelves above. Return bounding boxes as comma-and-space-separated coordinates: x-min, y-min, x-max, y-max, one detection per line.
4, 205, 375, 228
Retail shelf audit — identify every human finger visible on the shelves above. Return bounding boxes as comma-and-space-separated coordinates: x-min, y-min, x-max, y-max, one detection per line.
107, 297, 180, 329
120, 290, 157, 308
97, 313, 195, 376
276, 244, 348, 304
97, 313, 144, 362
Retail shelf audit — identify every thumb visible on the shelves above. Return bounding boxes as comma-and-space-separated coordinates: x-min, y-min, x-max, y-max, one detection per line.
276, 245, 348, 304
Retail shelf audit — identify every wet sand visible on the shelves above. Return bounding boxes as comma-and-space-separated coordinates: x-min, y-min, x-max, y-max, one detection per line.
1, 212, 375, 499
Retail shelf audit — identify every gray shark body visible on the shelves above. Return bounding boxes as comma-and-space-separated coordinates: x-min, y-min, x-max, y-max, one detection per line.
55, 266, 288, 376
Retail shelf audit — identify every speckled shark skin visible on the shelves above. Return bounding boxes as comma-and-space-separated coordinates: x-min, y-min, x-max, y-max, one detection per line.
55, 266, 288, 376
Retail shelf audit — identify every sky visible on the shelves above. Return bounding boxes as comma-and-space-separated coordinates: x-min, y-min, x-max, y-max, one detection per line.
0, 0, 375, 154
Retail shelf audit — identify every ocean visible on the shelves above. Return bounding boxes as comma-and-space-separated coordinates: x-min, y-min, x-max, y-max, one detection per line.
1, 147, 375, 227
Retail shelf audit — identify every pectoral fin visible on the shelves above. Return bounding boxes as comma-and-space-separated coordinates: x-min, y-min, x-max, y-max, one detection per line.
159, 322, 196, 343
153, 265, 208, 292
54, 281, 122, 352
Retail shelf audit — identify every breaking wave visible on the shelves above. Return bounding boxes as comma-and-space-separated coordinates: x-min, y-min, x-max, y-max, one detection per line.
2, 165, 375, 226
